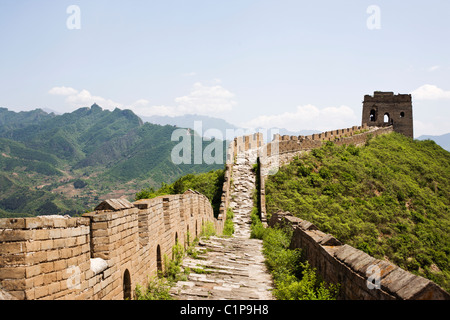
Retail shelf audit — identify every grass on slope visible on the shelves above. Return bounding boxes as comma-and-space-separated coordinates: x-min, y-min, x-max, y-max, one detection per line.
265, 132, 450, 292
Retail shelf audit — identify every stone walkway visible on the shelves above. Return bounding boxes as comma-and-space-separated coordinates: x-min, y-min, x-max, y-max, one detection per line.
170, 150, 274, 300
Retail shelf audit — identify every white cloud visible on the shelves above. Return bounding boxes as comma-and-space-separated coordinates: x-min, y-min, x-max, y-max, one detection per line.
48, 82, 237, 118
242, 104, 358, 132
175, 82, 236, 114
133, 82, 237, 117
411, 84, 450, 100
182, 72, 197, 77
414, 119, 449, 137
427, 65, 441, 72
65, 89, 123, 110
49, 86, 123, 111
48, 86, 78, 96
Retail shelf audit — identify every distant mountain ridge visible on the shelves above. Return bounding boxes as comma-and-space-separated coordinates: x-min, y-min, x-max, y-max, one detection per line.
142, 113, 320, 141
417, 133, 450, 152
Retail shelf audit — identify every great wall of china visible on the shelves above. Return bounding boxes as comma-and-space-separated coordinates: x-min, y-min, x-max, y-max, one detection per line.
1, 92, 449, 300
0, 192, 224, 300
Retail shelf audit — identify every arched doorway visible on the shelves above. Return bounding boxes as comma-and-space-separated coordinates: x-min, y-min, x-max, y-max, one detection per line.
156, 245, 162, 275
123, 269, 131, 300
384, 113, 390, 124
186, 225, 190, 246
369, 109, 377, 122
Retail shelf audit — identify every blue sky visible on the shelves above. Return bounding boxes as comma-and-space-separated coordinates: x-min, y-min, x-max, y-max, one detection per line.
0, 0, 449, 137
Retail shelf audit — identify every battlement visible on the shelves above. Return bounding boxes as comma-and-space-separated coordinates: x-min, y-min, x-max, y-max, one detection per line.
364, 91, 412, 103
259, 123, 389, 159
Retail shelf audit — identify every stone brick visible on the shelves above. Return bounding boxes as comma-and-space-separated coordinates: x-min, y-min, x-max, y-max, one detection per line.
26, 264, 42, 278
54, 259, 68, 272
0, 242, 25, 254
48, 228, 62, 239
0, 218, 25, 229
41, 262, 54, 274
0, 267, 26, 279
24, 218, 43, 229
0, 229, 31, 242
40, 239, 54, 250
25, 251, 47, 264
34, 229, 50, 240
0, 253, 26, 266
34, 286, 49, 299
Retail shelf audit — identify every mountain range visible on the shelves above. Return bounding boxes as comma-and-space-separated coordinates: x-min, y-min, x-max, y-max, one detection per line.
0, 105, 224, 217
417, 133, 450, 152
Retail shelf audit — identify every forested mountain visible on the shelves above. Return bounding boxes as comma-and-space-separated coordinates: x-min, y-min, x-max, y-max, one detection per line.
0, 105, 225, 217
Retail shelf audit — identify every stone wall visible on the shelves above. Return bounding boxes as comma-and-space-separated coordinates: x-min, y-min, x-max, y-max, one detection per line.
270, 211, 450, 300
0, 191, 223, 300
260, 123, 394, 159
257, 125, 394, 223
219, 133, 263, 221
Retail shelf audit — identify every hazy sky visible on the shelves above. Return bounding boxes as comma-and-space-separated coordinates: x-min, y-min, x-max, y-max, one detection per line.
1, 0, 449, 137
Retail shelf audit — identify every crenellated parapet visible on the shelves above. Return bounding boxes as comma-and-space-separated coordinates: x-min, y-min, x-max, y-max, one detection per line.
0, 191, 223, 300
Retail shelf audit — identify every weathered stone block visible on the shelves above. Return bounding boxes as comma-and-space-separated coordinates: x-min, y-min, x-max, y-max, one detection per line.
0, 218, 25, 229
0, 267, 26, 279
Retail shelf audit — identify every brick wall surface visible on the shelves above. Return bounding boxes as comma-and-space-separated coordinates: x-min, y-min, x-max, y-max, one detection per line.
0, 192, 223, 300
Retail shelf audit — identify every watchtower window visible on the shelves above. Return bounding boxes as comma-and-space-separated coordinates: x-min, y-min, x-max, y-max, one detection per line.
400, 112, 405, 118
369, 109, 376, 122
384, 113, 390, 123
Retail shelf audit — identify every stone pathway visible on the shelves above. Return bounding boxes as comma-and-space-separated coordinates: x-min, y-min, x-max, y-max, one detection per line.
170, 150, 274, 300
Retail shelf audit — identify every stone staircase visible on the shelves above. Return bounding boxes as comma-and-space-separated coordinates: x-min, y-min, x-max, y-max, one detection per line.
229, 149, 258, 239
170, 149, 274, 300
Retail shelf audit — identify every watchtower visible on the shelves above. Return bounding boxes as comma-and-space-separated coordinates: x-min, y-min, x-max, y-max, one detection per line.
362, 91, 413, 138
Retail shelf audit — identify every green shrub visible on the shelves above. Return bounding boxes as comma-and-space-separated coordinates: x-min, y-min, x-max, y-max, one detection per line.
136, 169, 225, 216
134, 277, 173, 300
135, 242, 185, 300
262, 226, 339, 300
250, 209, 265, 240
223, 208, 235, 236
201, 221, 216, 240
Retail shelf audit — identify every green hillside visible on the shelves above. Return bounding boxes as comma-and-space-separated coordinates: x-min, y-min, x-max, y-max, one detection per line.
265, 132, 450, 292
136, 169, 225, 216
0, 107, 56, 136
0, 106, 225, 217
